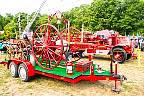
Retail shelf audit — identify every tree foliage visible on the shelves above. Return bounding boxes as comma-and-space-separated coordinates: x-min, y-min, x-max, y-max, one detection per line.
0, 0, 144, 40
63, 0, 144, 36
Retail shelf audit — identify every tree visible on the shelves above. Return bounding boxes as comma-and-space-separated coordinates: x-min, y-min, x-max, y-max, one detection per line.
1, 0, 144, 37
0, 15, 5, 30
63, 0, 144, 36
38, 14, 48, 25
4, 20, 17, 39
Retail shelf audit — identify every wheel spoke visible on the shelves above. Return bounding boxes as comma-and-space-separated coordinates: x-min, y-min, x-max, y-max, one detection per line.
39, 51, 45, 64
33, 45, 44, 48
48, 48, 61, 57
35, 48, 44, 61
47, 50, 57, 63
48, 45, 63, 49
46, 51, 51, 68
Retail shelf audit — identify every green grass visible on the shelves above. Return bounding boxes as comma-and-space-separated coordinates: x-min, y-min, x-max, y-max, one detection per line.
0, 50, 144, 96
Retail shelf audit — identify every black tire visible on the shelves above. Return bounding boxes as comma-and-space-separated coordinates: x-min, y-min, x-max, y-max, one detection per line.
18, 63, 30, 82
112, 48, 126, 63
126, 54, 132, 60
9, 61, 18, 77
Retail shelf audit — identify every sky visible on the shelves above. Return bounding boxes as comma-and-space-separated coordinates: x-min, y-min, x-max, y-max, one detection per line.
0, 0, 93, 16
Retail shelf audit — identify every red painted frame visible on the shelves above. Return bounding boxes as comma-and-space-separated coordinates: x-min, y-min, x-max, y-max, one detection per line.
35, 70, 118, 84
2, 59, 119, 83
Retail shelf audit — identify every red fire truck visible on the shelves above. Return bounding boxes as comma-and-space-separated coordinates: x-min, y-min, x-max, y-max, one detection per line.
62, 29, 134, 63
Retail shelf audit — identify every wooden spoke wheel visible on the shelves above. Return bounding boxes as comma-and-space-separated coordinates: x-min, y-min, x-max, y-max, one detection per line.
15, 40, 28, 60
112, 48, 126, 63
6, 44, 15, 59
32, 24, 64, 70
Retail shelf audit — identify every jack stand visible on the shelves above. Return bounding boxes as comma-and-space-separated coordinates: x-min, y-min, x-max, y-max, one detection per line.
112, 61, 121, 93
112, 80, 121, 94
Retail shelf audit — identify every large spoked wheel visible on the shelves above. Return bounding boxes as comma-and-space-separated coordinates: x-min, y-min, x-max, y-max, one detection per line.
32, 24, 64, 70
18, 63, 30, 82
9, 61, 18, 77
112, 48, 126, 63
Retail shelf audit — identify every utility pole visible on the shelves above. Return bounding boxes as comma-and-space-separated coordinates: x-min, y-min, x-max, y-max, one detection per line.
18, 13, 22, 39
81, 24, 84, 42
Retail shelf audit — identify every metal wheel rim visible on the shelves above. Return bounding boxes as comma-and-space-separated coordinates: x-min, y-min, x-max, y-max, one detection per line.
10, 64, 16, 76
113, 49, 125, 62
19, 66, 27, 80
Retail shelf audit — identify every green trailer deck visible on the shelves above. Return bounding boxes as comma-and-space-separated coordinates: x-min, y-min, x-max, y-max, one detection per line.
34, 62, 111, 79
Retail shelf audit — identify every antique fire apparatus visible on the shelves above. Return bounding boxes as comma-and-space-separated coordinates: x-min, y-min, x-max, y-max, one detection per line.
0, 1, 127, 92
62, 28, 134, 63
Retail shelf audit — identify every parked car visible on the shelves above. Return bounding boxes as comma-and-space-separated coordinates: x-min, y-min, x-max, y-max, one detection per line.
0, 42, 10, 51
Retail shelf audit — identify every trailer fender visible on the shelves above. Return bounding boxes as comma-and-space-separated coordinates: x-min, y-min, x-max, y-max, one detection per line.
112, 46, 124, 50
7, 60, 24, 69
8, 60, 35, 77
108, 46, 124, 55
22, 61, 35, 77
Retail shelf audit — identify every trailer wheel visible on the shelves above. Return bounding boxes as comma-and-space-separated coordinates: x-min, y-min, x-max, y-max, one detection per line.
112, 48, 126, 63
9, 61, 18, 77
18, 63, 30, 82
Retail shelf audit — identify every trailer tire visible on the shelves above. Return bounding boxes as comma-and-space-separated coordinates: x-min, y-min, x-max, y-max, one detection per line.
9, 61, 18, 77
18, 63, 30, 82
112, 48, 126, 63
